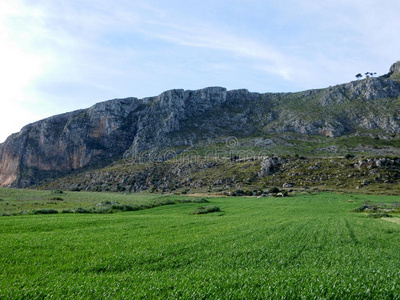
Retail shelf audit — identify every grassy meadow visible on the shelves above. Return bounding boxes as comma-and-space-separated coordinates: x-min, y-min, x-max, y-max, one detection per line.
0, 189, 205, 215
1, 190, 400, 299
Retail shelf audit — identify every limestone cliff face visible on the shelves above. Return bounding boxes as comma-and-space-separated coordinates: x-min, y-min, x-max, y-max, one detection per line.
0, 98, 146, 187
2, 63, 400, 187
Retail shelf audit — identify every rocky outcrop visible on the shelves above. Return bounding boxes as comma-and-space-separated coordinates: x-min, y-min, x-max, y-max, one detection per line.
259, 156, 283, 176
2, 62, 400, 187
0, 98, 146, 187
388, 61, 400, 81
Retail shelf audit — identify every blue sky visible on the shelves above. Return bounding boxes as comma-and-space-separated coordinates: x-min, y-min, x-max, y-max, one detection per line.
1, 0, 400, 142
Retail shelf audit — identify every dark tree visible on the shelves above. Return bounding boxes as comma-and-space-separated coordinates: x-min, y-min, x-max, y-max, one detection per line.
365, 72, 377, 78
356, 73, 362, 80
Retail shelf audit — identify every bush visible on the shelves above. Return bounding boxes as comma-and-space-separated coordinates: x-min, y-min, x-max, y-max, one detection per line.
235, 190, 245, 196
159, 199, 175, 206
367, 213, 391, 218
69, 187, 81, 192
174, 198, 209, 204
352, 205, 370, 213
76, 207, 94, 214
96, 207, 112, 214
245, 190, 254, 196
193, 205, 221, 215
52, 190, 63, 194
100, 200, 114, 206
33, 209, 59, 215
62, 209, 74, 214
111, 204, 139, 212
345, 153, 355, 159
191, 198, 209, 203
50, 197, 64, 201
270, 187, 280, 193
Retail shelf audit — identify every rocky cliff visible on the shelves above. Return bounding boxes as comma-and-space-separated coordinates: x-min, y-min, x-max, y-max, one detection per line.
1, 61, 400, 188
0, 98, 146, 187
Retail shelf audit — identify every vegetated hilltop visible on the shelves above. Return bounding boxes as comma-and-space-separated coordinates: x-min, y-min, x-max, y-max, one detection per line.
2, 61, 400, 189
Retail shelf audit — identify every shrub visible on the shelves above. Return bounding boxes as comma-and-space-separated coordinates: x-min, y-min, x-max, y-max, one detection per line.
50, 197, 64, 201
100, 200, 114, 206
367, 213, 391, 218
235, 190, 245, 196
191, 198, 209, 203
62, 209, 74, 214
193, 205, 221, 215
96, 207, 112, 214
159, 199, 175, 206
52, 190, 63, 194
352, 205, 369, 213
270, 187, 280, 193
75, 207, 94, 214
92, 185, 103, 192
33, 209, 59, 215
111, 204, 139, 212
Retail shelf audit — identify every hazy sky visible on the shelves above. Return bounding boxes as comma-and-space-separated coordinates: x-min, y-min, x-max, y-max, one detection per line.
1, 0, 400, 142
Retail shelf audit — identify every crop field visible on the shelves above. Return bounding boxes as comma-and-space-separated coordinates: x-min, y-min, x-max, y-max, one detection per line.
0, 189, 206, 215
1, 191, 400, 299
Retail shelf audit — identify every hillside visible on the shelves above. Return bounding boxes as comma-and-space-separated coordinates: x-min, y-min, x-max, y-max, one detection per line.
1, 61, 400, 189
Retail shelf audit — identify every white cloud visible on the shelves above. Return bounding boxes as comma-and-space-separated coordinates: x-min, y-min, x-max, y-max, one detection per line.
0, 1, 47, 142
143, 22, 293, 77
1, 0, 400, 143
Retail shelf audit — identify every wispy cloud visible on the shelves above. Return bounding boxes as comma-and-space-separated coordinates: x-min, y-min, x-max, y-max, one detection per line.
1, 0, 400, 142
0, 1, 48, 141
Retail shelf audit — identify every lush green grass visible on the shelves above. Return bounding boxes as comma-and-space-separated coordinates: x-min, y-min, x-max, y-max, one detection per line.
1, 192, 400, 299
0, 188, 203, 215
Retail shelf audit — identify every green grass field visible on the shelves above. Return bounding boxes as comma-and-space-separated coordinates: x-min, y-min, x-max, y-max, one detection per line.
1, 191, 400, 299
0, 189, 205, 215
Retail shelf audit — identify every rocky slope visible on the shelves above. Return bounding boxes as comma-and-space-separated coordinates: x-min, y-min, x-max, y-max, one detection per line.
40, 155, 400, 195
2, 61, 400, 188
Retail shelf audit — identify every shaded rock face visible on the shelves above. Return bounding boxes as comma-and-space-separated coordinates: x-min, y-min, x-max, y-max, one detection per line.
0, 98, 144, 187
2, 62, 400, 187
389, 61, 400, 79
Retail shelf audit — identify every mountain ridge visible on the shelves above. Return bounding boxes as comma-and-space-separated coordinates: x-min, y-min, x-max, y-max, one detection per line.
2, 61, 400, 188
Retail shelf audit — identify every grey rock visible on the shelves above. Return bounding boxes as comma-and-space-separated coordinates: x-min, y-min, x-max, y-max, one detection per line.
388, 61, 400, 79
282, 183, 294, 188
259, 156, 283, 177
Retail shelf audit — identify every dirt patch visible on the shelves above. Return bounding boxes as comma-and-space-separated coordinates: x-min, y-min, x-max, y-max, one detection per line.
187, 193, 223, 197
381, 217, 400, 224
